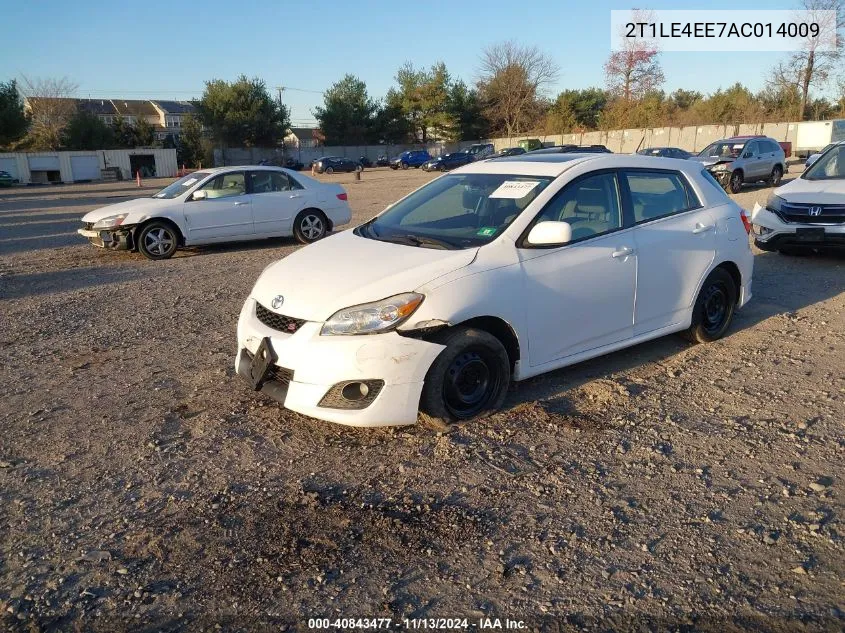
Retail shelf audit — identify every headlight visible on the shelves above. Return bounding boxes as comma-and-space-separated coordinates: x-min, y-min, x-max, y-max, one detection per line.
92, 214, 128, 229
321, 293, 424, 336
766, 194, 785, 212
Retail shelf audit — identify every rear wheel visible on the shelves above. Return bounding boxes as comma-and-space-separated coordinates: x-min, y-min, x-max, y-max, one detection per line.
769, 165, 783, 187
137, 221, 179, 260
728, 170, 744, 194
683, 268, 737, 343
293, 209, 327, 244
419, 327, 510, 430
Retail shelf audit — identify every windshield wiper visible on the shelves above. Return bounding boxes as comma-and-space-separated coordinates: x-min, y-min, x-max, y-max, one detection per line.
381, 234, 456, 250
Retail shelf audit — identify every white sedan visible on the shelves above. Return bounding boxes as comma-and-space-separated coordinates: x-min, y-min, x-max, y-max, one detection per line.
236, 153, 754, 428
78, 166, 351, 259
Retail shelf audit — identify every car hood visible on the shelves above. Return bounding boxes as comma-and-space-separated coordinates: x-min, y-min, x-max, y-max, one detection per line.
251, 229, 479, 321
81, 197, 174, 223
690, 156, 734, 167
776, 177, 845, 203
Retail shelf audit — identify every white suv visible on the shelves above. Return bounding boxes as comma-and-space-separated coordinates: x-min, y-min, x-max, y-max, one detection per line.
752, 142, 845, 254
236, 154, 754, 428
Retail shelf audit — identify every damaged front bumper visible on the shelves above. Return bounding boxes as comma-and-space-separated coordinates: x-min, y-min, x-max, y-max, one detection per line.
235, 298, 446, 427
77, 226, 134, 250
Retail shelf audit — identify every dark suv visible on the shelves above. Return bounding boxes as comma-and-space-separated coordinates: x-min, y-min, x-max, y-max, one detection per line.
313, 156, 360, 174
390, 150, 432, 170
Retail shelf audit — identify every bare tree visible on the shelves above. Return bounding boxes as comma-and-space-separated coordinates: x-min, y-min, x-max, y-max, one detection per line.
767, 0, 844, 120
476, 41, 559, 137
605, 11, 664, 103
18, 75, 78, 150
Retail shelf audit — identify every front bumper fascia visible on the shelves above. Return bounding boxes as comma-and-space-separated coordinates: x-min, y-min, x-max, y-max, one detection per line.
236, 298, 445, 427
750, 203, 845, 251
77, 226, 134, 250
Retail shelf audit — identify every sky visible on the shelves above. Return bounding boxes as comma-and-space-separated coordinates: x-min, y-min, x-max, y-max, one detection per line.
0, 0, 810, 127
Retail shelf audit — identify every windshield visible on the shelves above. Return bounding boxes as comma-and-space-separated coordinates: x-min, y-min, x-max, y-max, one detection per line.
153, 172, 210, 199
355, 173, 553, 250
803, 144, 845, 180
699, 141, 745, 158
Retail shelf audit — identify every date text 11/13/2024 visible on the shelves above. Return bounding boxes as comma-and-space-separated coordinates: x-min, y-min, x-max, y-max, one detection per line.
307, 618, 527, 629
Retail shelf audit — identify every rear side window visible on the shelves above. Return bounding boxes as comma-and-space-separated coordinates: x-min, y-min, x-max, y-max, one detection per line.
623, 170, 700, 224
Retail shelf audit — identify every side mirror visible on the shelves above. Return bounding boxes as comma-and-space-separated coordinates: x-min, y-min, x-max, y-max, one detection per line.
526, 221, 572, 247
192, 190, 207, 201
743, 152, 752, 158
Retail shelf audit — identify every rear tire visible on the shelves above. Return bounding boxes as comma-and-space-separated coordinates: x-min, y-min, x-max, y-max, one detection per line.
419, 327, 510, 430
728, 171, 743, 194
293, 209, 328, 244
136, 221, 179, 260
769, 165, 783, 187
683, 268, 737, 343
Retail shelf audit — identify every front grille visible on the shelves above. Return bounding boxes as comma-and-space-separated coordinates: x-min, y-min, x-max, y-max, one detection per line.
777, 203, 845, 225
255, 303, 306, 334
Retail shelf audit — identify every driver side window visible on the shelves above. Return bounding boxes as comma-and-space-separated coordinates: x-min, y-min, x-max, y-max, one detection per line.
199, 172, 245, 199
744, 142, 757, 157
533, 172, 622, 242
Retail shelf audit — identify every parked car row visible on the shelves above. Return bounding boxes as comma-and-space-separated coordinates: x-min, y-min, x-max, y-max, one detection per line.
637, 135, 787, 194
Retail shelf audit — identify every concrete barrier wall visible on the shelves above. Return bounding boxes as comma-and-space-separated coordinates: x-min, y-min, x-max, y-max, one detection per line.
492, 119, 831, 154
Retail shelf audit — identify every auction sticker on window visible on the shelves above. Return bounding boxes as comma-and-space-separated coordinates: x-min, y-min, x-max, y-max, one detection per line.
489, 180, 540, 199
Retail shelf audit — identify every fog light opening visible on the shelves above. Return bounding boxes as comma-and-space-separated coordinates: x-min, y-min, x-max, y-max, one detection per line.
341, 381, 369, 401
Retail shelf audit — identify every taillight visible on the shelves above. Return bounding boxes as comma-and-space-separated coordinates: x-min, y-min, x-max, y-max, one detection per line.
336, 193, 348, 201
740, 208, 752, 234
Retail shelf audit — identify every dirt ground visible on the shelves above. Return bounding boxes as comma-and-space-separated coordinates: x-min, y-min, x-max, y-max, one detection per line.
0, 167, 843, 632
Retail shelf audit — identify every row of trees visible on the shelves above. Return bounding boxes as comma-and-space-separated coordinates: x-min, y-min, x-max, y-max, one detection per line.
0, 75, 288, 167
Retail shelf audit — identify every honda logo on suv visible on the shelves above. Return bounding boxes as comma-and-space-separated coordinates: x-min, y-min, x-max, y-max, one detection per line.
808, 206, 823, 216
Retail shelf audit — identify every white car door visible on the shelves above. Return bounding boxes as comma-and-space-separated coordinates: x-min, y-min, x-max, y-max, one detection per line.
183, 170, 254, 242
519, 171, 636, 367
624, 169, 717, 335
247, 170, 307, 236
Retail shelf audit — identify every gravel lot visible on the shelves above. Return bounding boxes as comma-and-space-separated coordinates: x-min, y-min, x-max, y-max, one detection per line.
0, 167, 843, 631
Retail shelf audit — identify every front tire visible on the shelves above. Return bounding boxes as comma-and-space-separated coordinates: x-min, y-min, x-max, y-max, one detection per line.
137, 221, 178, 260
683, 268, 737, 343
419, 327, 510, 430
401, 162, 409, 170
325, 167, 334, 175
293, 209, 327, 244
728, 170, 743, 194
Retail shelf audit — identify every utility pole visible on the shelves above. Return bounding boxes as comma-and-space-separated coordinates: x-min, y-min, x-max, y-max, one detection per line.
275, 86, 284, 108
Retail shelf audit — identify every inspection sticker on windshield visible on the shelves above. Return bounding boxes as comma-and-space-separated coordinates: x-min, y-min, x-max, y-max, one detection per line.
477, 227, 497, 236
489, 180, 540, 199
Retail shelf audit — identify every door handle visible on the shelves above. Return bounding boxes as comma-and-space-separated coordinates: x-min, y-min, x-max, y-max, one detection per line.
234, 201, 249, 206
611, 247, 634, 258
289, 194, 302, 199
692, 223, 714, 234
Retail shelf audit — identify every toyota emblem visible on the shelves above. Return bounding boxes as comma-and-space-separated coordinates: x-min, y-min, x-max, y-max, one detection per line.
271, 295, 284, 309
808, 206, 823, 216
